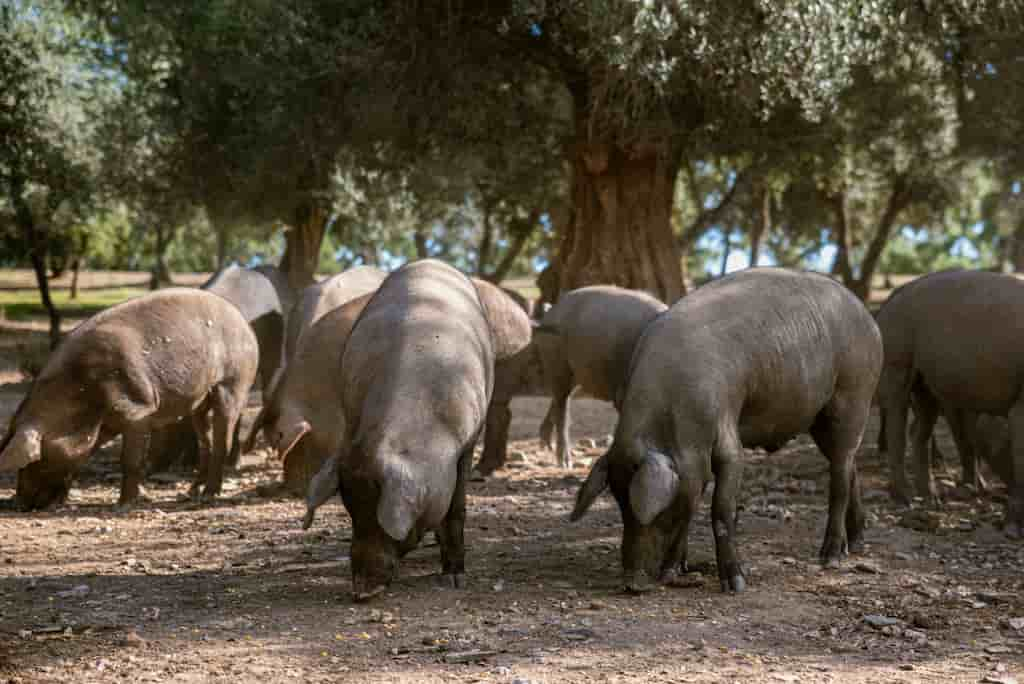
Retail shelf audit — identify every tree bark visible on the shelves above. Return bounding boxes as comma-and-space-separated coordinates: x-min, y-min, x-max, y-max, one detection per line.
280, 200, 329, 291
414, 228, 429, 259
850, 179, 909, 300
69, 257, 81, 300
1012, 218, 1024, 273
9, 175, 61, 348
149, 222, 175, 290
749, 184, 770, 267
719, 229, 732, 276
216, 224, 230, 270
557, 139, 684, 302
828, 191, 854, 285
485, 209, 540, 284
477, 193, 495, 276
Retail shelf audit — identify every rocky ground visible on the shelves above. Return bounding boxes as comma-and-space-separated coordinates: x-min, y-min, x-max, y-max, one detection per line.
0, 386, 1022, 683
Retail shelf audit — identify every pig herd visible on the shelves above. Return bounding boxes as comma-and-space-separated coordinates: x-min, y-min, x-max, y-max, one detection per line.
0, 261, 1020, 602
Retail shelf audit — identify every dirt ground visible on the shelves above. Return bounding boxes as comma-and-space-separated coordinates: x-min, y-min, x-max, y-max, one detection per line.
0, 306, 1022, 683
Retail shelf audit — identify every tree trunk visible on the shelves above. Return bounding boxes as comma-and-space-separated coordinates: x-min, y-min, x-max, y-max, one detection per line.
829, 191, 854, 285
9, 175, 61, 348
719, 229, 732, 276
749, 184, 770, 267
477, 195, 495, 276
69, 257, 81, 300
216, 224, 230, 270
280, 200, 329, 291
851, 179, 908, 301
1012, 218, 1024, 273
149, 223, 174, 290
485, 210, 540, 284
414, 228, 429, 259
558, 139, 684, 302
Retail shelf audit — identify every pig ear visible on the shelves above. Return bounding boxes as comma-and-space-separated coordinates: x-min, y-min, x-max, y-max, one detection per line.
629, 449, 680, 525
277, 420, 312, 460
0, 428, 42, 472
570, 450, 610, 521
302, 454, 341, 530
376, 461, 421, 542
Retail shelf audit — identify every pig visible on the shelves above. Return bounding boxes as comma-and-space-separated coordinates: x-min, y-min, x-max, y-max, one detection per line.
304, 259, 494, 601
282, 266, 386, 363
0, 289, 258, 509
148, 263, 295, 473
534, 286, 667, 468
572, 268, 882, 593
469, 278, 546, 477
245, 292, 374, 497
875, 269, 1024, 536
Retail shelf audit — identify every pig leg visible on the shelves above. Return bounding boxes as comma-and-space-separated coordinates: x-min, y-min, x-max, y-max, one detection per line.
118, 427, 150, 507
660, 477, 704, 585
1004, 400, 1024, 538
945, 408, 984, 494
880, 371, 912, 505
202, 384, 243, 501
846, 463, 866, 553
909, 390, 940, 506
710, 435, 745, 592
544, 366, 575, 468
475, 399, 511, 476
436, 445, 473, 588
189, 402, 213, 500
811, 393, 869, 567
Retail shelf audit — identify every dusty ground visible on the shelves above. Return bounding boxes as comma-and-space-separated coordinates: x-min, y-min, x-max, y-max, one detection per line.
0, 281, 1022, 683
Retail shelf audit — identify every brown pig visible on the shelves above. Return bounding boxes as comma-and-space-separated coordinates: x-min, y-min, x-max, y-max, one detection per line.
0, 289, 258, 509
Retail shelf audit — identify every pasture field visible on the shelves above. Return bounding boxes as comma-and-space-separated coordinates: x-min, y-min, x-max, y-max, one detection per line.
0, 270, 1020, 683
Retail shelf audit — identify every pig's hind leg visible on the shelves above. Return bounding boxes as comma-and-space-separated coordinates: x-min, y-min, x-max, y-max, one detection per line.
436, 443, 475, 589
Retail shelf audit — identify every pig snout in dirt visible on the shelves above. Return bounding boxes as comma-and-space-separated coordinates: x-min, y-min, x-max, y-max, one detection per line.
571, 268, 882, 594
326, 259, 494, 601
0, 288, 258, 509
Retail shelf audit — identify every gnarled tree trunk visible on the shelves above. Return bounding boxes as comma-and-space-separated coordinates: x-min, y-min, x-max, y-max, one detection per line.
10, 174, 61, 348
557, 139, 684, 303
280, 200, 329, 291
749, 184, 770, 267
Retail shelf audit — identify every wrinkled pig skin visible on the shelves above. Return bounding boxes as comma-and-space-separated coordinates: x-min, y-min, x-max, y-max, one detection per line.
310, 259, 494, 601
875, 269, 1024, 537
250, 293, 373, 503
0, 288, 258, 509
534, 286, 667, 469
572, 268, 882, 594
282, 266, 385, 363
470, 278, 546, 476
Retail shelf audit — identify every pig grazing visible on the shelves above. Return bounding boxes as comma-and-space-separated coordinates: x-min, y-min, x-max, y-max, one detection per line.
246, 292, 373, 498
470, 278, 546, 476
535, 286, 667, 468
306, 259, 494, 601
876, 269, 1024, 536
0, 289, 258, 509
572, 268, 882, 593
282, 266, 386, 362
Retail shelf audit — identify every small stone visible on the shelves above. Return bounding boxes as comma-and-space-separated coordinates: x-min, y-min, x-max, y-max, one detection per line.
492, 666, 511, 676
894, 551, 914, 561
985, 645, 1012, 655
903, 628, 927, 641
561, 628, 596, 641
1004, 617, 1024, 631
121, 631, 146, 648
492, 580, 505, 592
981, 676, 1018, 684
781, 557, 797, 566
587, 600, 609, 611
863, 615, 900, 629
854, 562, 882, 574
899, 664, 915, 671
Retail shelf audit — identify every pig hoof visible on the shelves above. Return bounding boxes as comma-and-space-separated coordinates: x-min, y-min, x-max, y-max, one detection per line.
352, 585, 387, 602
1004, 521, 1024, 540
623, 572, 656, 594
301, 509, 316, 530
720, 574, 746, 593
448, 573, 466, 589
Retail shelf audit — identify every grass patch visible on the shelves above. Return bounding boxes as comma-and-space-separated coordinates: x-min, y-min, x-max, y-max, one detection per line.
0, 288, 147, 321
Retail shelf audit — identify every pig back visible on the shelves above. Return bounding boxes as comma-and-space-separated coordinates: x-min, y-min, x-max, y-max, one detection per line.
341, 261, 495, 451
